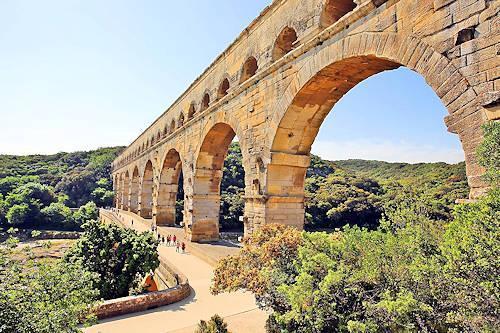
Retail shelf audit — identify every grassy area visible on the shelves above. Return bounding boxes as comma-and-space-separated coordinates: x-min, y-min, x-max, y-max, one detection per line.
9, 239, 76, 264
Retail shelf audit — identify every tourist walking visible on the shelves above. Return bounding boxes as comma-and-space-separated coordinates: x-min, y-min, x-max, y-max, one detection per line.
173, 235, 177, 245
176, 241, 180, 253
167, 235, 171, 246
181, 242, 186, 253
161, 235, 165, 245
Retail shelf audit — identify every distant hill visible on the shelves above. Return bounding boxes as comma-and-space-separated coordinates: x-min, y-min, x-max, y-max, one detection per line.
0, 147, 124, 207
334, 159, 468, 185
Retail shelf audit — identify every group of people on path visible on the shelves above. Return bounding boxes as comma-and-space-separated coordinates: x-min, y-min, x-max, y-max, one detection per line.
159, 233, 186, 253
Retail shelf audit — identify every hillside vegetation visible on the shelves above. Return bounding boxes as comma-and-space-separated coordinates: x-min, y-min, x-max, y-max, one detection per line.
0, 147, 123, 230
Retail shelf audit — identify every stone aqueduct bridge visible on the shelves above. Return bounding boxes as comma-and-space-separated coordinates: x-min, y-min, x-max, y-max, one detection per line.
112, 0, 499, 242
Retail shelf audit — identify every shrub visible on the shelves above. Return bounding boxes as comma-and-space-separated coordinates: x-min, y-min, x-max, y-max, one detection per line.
195, 314, 229, 333
73, 201, 99, 226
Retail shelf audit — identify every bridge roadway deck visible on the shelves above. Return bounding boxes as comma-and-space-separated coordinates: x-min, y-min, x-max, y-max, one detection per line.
85, 211, 267, 333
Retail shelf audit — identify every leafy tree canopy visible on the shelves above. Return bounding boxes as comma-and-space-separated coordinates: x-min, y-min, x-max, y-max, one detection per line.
65, 220, 159, 300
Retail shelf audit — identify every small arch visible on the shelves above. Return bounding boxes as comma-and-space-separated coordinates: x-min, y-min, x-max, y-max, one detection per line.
163, 124, 169, 137
217, 78, 230, 99
130, 166, 140, 214
272, 26, 298, 61
157, 131, 161, 142
122, 171, 130, 210
170, 119, 176, 133
240, 56, 258, 83
320, 0, 356, 28
178, 113, 185, 127
201, 93, 210, 111
188, 103, 196, 120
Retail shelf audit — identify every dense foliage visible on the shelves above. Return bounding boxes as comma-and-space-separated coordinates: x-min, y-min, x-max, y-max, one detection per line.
0, 185, 98, 230
0, 236, 99, 333
0, 147, 121, 230
212, 191, 499, 332
65, 220, 159, 300
0, 147, 122, 208
477, 121, 500, 186
211, 122, 500, 332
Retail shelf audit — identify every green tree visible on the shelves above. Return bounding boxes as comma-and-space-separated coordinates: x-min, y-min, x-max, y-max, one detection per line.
6, 204, 31, 226
3, 182, 58, 227
66, 220, 159, 299
0, 175, 39, 196
91, 187, 114, 207
41, 202, 74, 228
72, 201, 99, 226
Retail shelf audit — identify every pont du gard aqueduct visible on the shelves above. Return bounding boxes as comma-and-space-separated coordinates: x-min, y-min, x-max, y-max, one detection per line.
111, 0, 499, 242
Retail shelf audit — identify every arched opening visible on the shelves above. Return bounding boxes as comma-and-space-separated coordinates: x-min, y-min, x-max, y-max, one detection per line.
178, 113, 185, 127
272, 26, 298, 61
156, 149, 183, 226
201, 93, 210, 111
240, 57, 258, 83
157, 131, 161, 142
114, 174, 120, 209
139, 160, 154, 219
320, 0, 356, 28
122, 171, 130, 210
170, 119, 176, 133
130, 166, 140, 214
217, 78, 230, 99
188, 103, 196, 120
267, 54, 468, 231
163, 124, 168, 137
190, 123, 243, 242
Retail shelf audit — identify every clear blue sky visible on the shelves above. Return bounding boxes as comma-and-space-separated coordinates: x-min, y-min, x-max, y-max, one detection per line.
0, 0, 464, 163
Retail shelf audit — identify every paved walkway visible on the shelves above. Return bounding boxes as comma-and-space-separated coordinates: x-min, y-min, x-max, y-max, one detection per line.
85, 213, 267, 333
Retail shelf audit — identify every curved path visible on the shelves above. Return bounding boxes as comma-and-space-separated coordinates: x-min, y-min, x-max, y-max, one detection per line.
85, 218, 267, 333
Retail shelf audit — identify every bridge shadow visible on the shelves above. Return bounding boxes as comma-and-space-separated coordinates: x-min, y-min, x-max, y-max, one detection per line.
95, 286, 198, 325
197, 239, 240, 249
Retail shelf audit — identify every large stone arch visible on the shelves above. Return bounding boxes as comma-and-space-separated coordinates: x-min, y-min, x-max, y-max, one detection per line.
155, 148, 183, 226
139, 160, 154, 219
260, 31, 487, 229
187, 121, 248, 242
